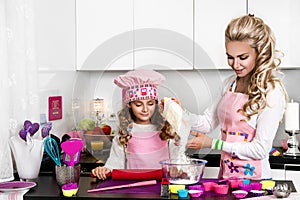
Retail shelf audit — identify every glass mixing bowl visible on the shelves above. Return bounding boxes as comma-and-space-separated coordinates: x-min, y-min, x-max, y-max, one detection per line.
160, 158, 207, 185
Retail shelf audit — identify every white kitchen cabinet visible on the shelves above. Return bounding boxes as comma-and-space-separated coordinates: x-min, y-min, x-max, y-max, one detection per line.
194, 0, 247, 69
248, 0, 300, 69
133, 0, 193, 70
76, 0, 134, 71
34, 0, 76, 71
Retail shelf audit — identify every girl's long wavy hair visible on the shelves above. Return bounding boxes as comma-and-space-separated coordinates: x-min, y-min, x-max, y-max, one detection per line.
225, 14, 288, 119
118, 101, 180, 147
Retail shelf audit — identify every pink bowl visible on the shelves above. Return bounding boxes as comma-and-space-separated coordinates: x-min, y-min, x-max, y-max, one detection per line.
188, 184, 203, 191
232, 190, 248, 198
251, 182, 262, 190
203, 182, 217, 192
188, 189, 204, 197
238, 183, 253, 192
229, 179, 243, 189
213, 184, 229, 195
251, 190, 265, 197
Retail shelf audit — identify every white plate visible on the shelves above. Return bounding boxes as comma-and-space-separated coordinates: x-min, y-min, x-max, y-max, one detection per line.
0, 181, 36, 192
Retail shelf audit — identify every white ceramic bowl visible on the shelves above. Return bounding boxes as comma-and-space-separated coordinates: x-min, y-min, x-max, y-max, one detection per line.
160, 158, 207, 185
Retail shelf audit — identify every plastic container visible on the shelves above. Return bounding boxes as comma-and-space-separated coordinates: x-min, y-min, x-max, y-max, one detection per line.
238, 183, 253, 192
213, 184, 229, 195
83, 133, 113, 160
260, 180, 275, 190
62, 183, 78, 197
188, 184, 203, 191
55, 164, 81, 187
160, 158, 207, 185
177, 189, 189, 198
228, 179, 243, 189
169, 185, 185, 194
202, 182, 217, 191
250, 182, 262, 190
188, 189, 204, 197
232, 190, 248, 199
250, 190, 265, 197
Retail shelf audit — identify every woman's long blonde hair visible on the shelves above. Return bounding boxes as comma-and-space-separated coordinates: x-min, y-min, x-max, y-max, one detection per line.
225, 14, 288, 119
118, 101, 180, 147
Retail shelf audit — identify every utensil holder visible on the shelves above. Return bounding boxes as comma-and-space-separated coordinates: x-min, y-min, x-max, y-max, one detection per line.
55, 164, 81, 187
9, 135, 44, 180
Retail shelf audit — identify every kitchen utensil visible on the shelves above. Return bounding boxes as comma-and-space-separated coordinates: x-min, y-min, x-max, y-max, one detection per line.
203, 182, 217, 191
260, 180, 275, 189
213, 184, 229, 194
250, 182, 262, 190
273, 183, 292, 198
111, 169, 162, 180
160, 158, 207, 185
62, 183, 78, 197
238, 183, 253, 192
232, 190, 248, 199
250, 190, 265, 197
61, 139, 83, 166
0, 181, 36, 192
87, 180, 157, 193
43, 137, 61, 166
188, 189, 204, 197
177, 189, 188, 198
55, 164, 81, 187
169, 185, 185, 194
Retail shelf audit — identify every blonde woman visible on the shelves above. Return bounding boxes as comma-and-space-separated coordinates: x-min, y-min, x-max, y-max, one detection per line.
187, 14, 288, 180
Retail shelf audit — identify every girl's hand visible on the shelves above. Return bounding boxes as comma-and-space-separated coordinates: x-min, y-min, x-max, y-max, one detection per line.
91, 166, 111, 180
186, 130, 213, 149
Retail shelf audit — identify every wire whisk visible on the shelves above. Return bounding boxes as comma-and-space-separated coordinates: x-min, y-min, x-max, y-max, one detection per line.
44, 137, 61, 166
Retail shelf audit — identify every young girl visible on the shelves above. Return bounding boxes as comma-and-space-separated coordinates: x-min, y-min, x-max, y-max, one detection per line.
186, 14, 288, 180
91, 70, 180, 180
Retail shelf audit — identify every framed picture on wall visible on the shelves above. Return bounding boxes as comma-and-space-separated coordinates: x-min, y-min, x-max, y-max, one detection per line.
48, 96, 62, 121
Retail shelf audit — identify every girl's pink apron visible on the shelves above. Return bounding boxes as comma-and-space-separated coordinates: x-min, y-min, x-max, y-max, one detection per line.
217, 89, 262, 180
126, 131, 169, 169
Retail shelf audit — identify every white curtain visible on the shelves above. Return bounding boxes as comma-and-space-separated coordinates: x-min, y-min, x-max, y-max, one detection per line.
0, 0, 39, 182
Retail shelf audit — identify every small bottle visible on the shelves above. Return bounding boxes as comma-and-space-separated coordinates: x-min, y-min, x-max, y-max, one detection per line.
160, 178, 170, 197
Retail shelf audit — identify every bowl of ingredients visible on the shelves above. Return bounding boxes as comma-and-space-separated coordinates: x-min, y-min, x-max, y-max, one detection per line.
160, 158, 207, 185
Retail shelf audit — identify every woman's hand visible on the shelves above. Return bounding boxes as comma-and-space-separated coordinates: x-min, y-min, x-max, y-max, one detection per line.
186, 131, 213, 149
91, 166, 111, 180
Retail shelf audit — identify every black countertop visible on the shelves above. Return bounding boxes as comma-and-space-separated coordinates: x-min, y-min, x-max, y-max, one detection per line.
23, 175, 296, 200
23, 149, 299, 199
40, 148, 300, 176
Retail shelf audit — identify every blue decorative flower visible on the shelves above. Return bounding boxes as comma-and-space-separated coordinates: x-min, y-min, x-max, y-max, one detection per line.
242, 163, 255, 176
228, 162, 239, 173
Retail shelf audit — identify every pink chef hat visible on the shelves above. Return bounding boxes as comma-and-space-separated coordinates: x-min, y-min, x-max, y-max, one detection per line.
114, 70, 165, 104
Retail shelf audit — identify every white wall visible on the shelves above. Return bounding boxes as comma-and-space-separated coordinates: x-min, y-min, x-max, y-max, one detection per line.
37, 69, 300, 147
34, 0, 300, 147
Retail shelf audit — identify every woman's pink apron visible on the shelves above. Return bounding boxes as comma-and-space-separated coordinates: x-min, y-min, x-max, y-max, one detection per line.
126, 131, 169, 169
217, 89, 262, 180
